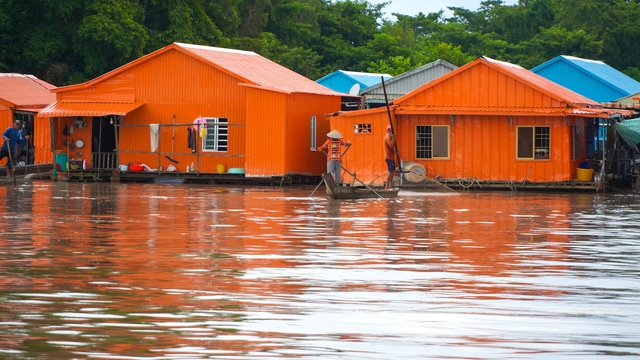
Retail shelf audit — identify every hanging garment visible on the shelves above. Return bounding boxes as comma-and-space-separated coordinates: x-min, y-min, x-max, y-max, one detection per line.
150, 124, 159, 152
187, 128, 197, 153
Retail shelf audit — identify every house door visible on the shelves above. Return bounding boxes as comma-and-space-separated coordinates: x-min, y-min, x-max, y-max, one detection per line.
91, 116, 118, 169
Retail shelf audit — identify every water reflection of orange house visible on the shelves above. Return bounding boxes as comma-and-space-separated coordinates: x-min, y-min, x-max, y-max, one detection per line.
324, 193, 571, 297
38, 42, 343, 177
327, 56, 632, 186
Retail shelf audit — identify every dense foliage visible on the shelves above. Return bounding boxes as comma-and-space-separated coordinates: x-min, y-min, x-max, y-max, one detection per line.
2, 0, 639, 86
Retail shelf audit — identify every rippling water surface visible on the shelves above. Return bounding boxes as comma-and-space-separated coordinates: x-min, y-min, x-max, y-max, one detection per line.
0, 181, 639, 359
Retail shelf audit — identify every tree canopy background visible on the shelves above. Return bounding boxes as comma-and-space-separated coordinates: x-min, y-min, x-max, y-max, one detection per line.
1, 0, 639, 86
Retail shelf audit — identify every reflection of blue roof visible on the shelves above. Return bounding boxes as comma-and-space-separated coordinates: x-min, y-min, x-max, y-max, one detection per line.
316, 70, 392, 94
531, 55, 640, 102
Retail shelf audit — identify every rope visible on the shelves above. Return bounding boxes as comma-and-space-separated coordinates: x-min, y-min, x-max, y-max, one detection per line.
457, 177, 481, 190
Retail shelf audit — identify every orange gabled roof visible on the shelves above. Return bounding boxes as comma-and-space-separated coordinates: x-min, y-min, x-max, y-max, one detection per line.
393, 56, 603, 112
0, 73, 55, 109
174, 43, 340, 96
53, 43, 340, 97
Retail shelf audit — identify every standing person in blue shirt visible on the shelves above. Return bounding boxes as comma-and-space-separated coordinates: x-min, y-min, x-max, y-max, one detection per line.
1, 120, 29, 178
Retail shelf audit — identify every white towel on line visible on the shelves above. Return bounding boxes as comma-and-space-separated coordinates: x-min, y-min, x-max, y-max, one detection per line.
150, 124, 159, 152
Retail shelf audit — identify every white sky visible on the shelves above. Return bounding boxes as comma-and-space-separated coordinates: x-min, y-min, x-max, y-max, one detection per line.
368, 0, 519, 19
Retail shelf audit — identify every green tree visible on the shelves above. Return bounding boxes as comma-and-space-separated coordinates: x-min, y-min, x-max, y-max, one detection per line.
75, 0, 148, 78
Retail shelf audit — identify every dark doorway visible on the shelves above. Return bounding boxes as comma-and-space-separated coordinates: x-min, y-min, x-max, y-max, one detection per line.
91, 116, 118, 169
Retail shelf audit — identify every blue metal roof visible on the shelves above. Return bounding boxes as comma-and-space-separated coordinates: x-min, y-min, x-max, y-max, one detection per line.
531, 55, 640, 102
316, 70, 392, 94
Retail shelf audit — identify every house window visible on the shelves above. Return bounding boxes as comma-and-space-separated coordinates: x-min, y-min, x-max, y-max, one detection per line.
310, 116, 317, 150
517, 126, 550, 159
353, 123, 371, 133
204, 117, 228, 152
572, 125, 580, 160
416, 125, 449, 159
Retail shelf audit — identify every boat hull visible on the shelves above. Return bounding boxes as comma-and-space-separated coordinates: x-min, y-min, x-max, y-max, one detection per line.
322, 173, 398, 199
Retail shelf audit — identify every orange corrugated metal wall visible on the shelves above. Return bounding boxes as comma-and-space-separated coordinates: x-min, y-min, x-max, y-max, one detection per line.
33, 115, 53, 164
396, 114, 586, 183
244, 87, 287, 176
333, 111, 588, 185
52, 49, 248, 172
331, 109, 392, 185
284, 93, 341, 176
119, 50, 247, 172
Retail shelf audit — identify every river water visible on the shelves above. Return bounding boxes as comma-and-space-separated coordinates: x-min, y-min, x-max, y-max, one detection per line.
0, 181, 639, 359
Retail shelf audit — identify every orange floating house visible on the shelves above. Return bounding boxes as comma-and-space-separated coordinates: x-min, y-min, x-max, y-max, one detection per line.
327, 56, 633, 189
0, 73, 55, 165
38, 42, 343, 178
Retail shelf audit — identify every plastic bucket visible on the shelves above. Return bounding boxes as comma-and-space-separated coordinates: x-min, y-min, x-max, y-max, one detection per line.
217, 164, 225, 173
55, 153, 68, 171
577, 168, 594, 182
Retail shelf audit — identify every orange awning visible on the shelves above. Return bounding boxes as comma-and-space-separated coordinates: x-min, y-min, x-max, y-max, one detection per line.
395, 104, 633, 118
39, 101, 144, 118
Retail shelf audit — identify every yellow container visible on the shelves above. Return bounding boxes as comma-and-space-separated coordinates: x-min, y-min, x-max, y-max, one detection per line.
577, 168, 594, 182
217, 164, 225, 173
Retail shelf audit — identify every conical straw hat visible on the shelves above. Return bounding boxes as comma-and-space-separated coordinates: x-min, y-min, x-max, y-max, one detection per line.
327, 130, 343, 139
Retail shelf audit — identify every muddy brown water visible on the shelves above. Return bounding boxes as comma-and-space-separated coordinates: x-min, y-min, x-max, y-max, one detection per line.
1, 181, 639, 359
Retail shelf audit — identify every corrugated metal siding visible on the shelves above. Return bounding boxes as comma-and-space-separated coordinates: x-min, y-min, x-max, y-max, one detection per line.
329, 108, 392, 184
400, 61, 575, 109
0, 73, 55, 107
45, 44, 343, 175
362, 61, 457, 102
341, 71, 391, 88
60, 74, 135, 103
395, 114, 581, 183
316, 72, 356, 93
531, 55, 640, 103
328, 57, 598, 185
245, 87, 287, 176
332, 111, 587, 185
284, 93, 340, 175
532, 61, 625, 103
117, 50, 247, 171
34, 117, 53, 164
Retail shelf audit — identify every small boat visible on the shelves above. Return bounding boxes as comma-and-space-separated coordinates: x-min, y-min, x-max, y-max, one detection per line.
322, 173, 399, 199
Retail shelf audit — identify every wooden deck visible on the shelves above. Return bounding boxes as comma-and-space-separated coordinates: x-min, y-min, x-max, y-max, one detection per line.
403, 177, 601, 192
57, 168, 322, 186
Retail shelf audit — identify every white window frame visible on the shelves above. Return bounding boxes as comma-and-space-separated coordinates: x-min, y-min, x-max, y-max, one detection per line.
203, 117, 228, 152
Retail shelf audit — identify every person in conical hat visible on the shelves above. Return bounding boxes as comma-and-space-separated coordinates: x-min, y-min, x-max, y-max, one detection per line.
317, 129, 351, 184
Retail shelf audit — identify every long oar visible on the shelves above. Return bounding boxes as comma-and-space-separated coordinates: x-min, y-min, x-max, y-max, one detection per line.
6, 141, 16, 186
340, 164, 383, 199
326, 145, 382, 198
309, 177, 325, 198
381, 76, 402, 174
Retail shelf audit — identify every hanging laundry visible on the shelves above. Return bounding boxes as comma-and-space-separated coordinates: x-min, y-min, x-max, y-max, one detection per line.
193, 116, 207, 138
150, 124, 159, 152
187, 127, 196, 153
